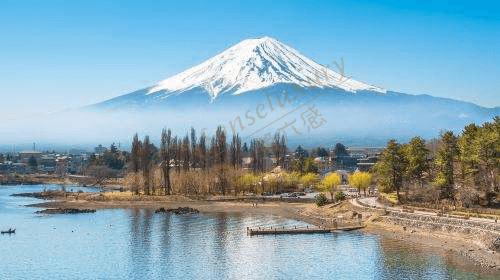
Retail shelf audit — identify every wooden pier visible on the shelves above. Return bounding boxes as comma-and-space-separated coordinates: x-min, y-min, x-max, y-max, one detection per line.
246, 224, 364, 236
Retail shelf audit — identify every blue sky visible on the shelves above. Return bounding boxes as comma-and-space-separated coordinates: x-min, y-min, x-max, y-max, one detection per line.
1, 0, 499, 119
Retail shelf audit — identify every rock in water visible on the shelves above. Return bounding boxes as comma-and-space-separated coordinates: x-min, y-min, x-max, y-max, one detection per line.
155, 207, 199, 215
155, 207, 167, 213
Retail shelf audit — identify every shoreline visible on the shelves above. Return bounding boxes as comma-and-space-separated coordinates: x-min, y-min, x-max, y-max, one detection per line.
21, 191, 500, 271
0, 175, 124, 191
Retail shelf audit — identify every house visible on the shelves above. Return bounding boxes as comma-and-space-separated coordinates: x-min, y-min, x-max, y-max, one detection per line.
263, 157, 274, 171
55, 156, 70, 176
0, 162, 27, 174
39, 155, 57, 173
69, 148, 87, 155
18, 150, 42, 163
69, 154, 88, 174
241, 157, 252, 169
333, 155, 358, 171
357, 156, 379, 171
94, 145, 107, 155
240, 156, 274, 172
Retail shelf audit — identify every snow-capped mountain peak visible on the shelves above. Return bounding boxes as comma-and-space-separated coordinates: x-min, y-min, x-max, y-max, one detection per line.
148, 36, 385, 99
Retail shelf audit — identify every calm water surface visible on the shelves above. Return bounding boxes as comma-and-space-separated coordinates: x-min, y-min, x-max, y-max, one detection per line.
0, 184, 497, 280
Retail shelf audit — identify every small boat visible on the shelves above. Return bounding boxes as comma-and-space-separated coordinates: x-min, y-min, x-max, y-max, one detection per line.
1, 228, 15, 234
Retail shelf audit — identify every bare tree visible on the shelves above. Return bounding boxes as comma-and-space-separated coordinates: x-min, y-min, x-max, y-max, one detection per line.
130, 134, 142, 194
209, 136, 216, 169
214, 126, 227, 194
160, 128, 173, 195
173, 136, 181, 174
230, 134, 242, 169
181, 134, 191, 171
198, 132, 208, 171
87, 165, 118, 186
190, 127, 198, 168
272, 133, 287, 167
141, 136, 153, 195
250, 139, 266, 173
280, 134, 287, 168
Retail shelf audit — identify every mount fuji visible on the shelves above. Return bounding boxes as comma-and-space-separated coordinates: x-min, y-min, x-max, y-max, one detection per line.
85, 36, 497, 145
92, 36, 386, 109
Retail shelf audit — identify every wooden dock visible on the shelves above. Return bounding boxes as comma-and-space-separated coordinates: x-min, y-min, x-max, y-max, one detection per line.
247, 225, 364, 236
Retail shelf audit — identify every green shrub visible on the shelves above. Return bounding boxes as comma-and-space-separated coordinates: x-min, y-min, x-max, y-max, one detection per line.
335, 191, 346, 201
315, 193, 328, 206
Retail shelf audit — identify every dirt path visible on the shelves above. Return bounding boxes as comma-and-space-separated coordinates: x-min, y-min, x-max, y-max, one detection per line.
354, 197, 498, 225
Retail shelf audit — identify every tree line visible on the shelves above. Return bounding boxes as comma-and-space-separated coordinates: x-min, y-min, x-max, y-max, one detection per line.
375, 117, 499, 207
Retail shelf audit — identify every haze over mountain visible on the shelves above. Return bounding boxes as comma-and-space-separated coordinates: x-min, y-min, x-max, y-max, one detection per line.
86, 37, 498, 145
2, 37, 497, 147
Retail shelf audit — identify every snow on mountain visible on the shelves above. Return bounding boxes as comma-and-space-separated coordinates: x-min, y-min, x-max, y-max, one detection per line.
148, 36, 385, 99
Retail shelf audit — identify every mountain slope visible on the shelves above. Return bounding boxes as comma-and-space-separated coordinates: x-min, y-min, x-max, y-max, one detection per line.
148, 37, 384, 98
86, 37, 498, 144
93, 36, 385, 109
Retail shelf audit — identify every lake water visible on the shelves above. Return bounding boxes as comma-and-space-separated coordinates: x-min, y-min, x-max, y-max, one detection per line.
0, 184, 497, 279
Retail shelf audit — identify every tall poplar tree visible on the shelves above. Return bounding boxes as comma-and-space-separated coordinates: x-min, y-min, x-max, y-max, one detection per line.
160, 128, 173, 195
130, 133, 142, 194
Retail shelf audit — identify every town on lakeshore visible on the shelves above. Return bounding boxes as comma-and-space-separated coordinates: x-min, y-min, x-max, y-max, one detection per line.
1, 1, 499, 279
0, 140, 380, 187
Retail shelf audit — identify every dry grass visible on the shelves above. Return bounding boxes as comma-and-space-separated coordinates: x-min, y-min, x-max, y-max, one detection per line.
450, 210, 500, 220
85, 191, 195, 202
101, 191, 134, 200
379, 192, 399, 204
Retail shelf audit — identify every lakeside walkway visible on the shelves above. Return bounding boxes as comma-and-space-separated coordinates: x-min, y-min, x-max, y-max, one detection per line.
351, 197, 498, 226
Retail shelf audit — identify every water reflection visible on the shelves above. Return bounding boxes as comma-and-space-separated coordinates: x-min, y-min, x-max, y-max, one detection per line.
128, 209, 150, 279
376, 233, 490, 279
158, 211, 173, 274
0, 185, 496, 280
